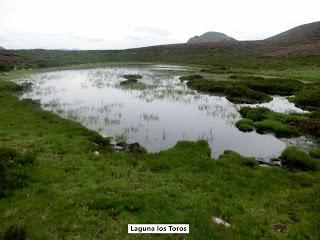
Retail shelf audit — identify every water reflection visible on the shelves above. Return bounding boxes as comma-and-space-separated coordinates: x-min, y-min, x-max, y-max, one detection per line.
18, 65, 306, 160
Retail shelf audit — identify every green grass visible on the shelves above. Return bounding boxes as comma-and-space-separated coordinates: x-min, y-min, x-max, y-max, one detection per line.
184, 72, 318, 107
290, 86, 320, 110
239, 107, 270, 121
281, 147, 319, 171
0, 64, 320, 239
182, 69, 318, 110
255, 120, 299, 137
235, 119, 255, 132
2, 48, 320, 76
0, 147, 35, 198
229, 74, 304, 96
186, 79, 272, 104
0, 79, 24, 92
224, 85, 272, 104
236, 107, 312, 138
0, 74, 319, 239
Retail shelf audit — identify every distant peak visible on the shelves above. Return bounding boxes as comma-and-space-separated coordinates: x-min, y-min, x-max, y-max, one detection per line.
187, 31, 237, 44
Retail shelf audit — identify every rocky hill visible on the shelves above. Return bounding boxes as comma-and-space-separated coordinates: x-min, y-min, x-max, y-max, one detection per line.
187, 31, 237, 44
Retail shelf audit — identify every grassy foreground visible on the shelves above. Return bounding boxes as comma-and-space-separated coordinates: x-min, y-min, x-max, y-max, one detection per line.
0, 73, 319, 239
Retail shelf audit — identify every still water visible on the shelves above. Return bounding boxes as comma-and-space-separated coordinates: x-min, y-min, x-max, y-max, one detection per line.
19, 65, 307, 160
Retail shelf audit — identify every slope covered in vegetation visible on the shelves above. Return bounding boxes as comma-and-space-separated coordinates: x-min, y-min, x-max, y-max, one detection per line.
0, 74, 319, 239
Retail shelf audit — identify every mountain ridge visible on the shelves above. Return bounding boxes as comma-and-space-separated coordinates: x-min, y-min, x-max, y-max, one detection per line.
266, 21, 320, 43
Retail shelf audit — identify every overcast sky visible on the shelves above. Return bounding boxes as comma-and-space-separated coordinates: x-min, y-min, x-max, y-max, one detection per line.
0, 0, 319, 50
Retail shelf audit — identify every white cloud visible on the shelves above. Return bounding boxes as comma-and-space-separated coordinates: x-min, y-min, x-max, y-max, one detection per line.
0, 0, 319, 49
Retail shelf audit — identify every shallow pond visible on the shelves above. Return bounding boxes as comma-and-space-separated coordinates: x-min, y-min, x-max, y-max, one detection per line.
19, 65, 309, 160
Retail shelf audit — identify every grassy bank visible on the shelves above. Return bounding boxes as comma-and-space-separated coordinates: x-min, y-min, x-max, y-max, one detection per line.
0, 69, 319, 239
235, 107, 320, 139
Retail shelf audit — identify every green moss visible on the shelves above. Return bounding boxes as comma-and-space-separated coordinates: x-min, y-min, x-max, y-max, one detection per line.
281, 147, 318, 171
235, 119, 255, 132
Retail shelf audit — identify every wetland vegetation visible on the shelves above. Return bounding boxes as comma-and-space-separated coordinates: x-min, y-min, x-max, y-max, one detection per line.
1, 20, 320, 238
0, 63, 319, 239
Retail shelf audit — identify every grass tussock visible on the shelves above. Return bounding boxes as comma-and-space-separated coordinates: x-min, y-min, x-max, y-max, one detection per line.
235, 118, 255, 132
120, 74, 146, 89
297, 110, 320, 137
281, 147, 319, 171
255, 120, 299, 137
236, 107, 308, 137
186, 79, 271, 104
229, 74, 304, 96
290, 85, 320, 110
0, 147, 35, 198
122, 74, 142, 81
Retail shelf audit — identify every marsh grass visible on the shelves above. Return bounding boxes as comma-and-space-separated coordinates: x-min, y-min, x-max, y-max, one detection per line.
281, 147, 319, 171
290, 85, 320, 110
179, 74, 203, 81
0, 68, 320, 239
140, 113, 159, 121
122, 74, 143, 81
236, 107, 310, 137
229, 74, 304, 96
0, 147, 35, 198
186, 78, 272, 104
119, 74, 147, 90
255, 120, 299, 137
235, 119, 255, 132
119, 81, 147, 90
